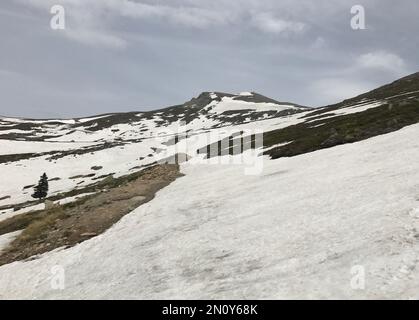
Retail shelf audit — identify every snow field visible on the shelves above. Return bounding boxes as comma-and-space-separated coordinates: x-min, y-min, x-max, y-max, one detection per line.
1, 123, 419, 298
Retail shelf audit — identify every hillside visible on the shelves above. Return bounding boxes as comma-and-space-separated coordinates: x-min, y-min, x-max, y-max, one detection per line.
0, 74, 419, 299
1, 118, 419, 299
0, 91, 306, 209
0, 91, 306, 142
199, 73, 419, 159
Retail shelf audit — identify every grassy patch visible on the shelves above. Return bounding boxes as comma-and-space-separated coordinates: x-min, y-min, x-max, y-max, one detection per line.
264, 101, 419, 159
0, 210, 43, 236
0, 164, 181, 266
12, 207, 69, 247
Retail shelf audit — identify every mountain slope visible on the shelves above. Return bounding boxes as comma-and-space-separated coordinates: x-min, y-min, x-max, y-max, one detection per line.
0, 73, 419, 299
1, 73, 419, 211
0, 91, 307, 210
1, 122, 419, 299
260, 73, 419, 158
0, 91, 306, 142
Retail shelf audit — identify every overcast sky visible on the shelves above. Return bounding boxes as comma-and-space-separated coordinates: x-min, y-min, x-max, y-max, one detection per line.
0, 0, 418, 118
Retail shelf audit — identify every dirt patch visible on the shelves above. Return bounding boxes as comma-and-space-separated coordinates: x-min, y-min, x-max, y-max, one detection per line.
0, 164, 182, 266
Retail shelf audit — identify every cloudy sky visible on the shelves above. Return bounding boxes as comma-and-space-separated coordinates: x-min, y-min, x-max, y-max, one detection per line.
0, 0, 418, 118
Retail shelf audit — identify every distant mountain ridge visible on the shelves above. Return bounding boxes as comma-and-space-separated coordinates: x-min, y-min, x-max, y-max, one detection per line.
0, 91, 307, 142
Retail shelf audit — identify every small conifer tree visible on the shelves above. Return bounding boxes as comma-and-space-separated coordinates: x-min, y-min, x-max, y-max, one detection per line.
32, 173, 49, 201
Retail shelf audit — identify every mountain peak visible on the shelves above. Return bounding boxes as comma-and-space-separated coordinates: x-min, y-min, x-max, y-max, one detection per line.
193, 91, 306, 108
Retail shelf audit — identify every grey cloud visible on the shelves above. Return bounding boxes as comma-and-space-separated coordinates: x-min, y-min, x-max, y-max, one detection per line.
0, 0, 418, 117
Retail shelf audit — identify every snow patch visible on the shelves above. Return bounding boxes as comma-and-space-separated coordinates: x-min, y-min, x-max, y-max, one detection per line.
0, 230, 23, 253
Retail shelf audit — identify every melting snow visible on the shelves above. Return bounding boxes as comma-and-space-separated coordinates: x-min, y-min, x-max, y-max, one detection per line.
0, 230, 22, 253
1, 123, 419, 299
209, 96, 298, 114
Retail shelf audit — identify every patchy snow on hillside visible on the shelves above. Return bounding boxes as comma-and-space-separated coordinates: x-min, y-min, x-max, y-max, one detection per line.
0, 117, 76, 125
1, 123, 419, 299
0, 140, 97, 155
77, 115, 112, 123
0, 203, 44, 223
208, 96, 298, 114
306, 101, 385, 123
0, 110, 311, 207
328, 101, 384, 116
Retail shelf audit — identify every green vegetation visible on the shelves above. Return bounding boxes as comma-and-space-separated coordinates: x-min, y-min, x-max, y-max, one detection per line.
264, 101, 419, 159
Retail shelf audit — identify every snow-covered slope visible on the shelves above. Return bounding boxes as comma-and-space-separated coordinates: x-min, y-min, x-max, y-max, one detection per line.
0, 91, 305, 143
0, 92, 308, 209
0, 73, 419, 299
3, 75, 417, 211
1, 123, 419, 299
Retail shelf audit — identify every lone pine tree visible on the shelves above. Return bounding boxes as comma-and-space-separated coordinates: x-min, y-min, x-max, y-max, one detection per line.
32, 173, 49, 201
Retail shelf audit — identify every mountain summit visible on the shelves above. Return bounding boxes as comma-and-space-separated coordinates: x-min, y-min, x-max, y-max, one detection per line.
0, 91, 307, 142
